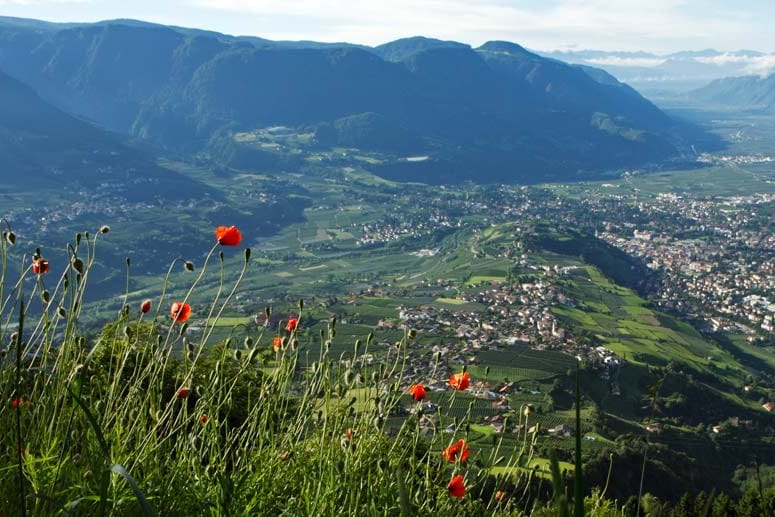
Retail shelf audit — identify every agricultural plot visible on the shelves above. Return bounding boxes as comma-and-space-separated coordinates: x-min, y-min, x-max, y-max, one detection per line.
553, 265, 748, 385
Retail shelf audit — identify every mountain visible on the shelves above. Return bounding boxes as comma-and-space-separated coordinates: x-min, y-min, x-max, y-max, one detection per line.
0, 67, 310, 292
689, 74, 775, 111
0, 18, 691, 183
0, 68, 198, 198
372, 36, 470, 62
539, 48, 775, 98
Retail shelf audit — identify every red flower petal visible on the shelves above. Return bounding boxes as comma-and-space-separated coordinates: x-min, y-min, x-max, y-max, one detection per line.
215, 226, 242, 246
449, 372, 470, 391
447, 475, 466, 498
170, 301, 191, 323
285, 318, 299, 332
408, 384, 427, 401
32, 258, 49, 275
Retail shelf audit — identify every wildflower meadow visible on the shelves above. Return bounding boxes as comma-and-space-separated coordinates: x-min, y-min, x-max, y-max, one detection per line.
0, 221, 616, 516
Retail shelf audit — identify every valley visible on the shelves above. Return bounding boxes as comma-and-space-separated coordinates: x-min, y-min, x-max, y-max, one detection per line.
1, 14, 774, 514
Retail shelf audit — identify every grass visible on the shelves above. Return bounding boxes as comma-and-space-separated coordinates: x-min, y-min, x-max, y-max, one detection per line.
2, 224, 605, 516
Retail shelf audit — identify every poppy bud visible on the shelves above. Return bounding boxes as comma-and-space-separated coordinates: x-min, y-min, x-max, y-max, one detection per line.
184, 261, 195, 272
234, 349, 242, 361
244, 336, 253, 348
58, 307, 67, 318
176, 387, 192, 399
344, 369, 354, 385
99, 225, 110, 234
140, 299, 152, 314
408, 329, 417, 339
298, 299, 304, 310
123, 326, 133, 339
75, 233, 82, 246
199, 414, 208, 424
41, 290, 50, 303
244, 247, 251, 262
72, 258, 84, 274
4, 231, 15, 245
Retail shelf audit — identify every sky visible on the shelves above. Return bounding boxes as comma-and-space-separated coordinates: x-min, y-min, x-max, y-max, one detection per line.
0, 0, 774, 54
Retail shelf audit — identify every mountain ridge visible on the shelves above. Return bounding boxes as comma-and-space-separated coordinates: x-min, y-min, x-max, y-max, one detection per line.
0, 17, 697, 183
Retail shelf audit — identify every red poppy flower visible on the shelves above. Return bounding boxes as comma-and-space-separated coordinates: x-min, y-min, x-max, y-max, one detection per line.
31, 258, 49, 275
215, 226, 242, 246
176, 387, 191, 399
140, 299, 152, 314
11, 398, 30, 408
285, 318, 299, 332
200, 414, 209, 424
449, 372, 470, 391
170, 301, 191, 323
408, 384, 427, 401
447, 475, 466, 498
272, 336, 283, 351
442, 439, 470, 463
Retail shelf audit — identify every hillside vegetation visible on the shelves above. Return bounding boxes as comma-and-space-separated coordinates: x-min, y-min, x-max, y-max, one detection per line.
0, 17, 696, 183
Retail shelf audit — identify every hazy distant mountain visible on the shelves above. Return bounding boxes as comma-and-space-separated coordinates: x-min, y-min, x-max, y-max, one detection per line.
0, 68, 202, 199
539, 48, 775, 98
0, 17, 693, 183
689, 74, 775, 111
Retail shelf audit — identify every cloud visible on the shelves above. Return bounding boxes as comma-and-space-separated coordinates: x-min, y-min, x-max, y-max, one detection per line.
0, 0, 91, 4
695, 53, 775, 76
185, 0, 774, 52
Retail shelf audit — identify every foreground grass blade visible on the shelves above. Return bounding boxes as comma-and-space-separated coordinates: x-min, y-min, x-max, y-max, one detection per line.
111, 464, 156, 517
